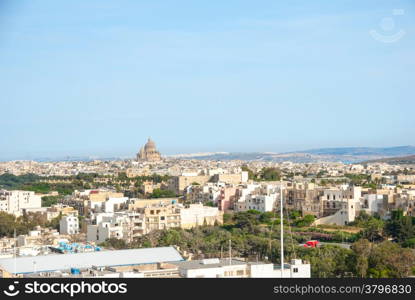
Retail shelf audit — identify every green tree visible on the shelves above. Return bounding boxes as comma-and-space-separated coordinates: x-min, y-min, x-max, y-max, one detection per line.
149, 189, 176, 198
41, 196, 60, 207
368, 241, 415, 278
205, 201, 216, 207
100, 238, 128, 249
361, 218, 384, 242
0, 212, 17, 237
223, 213, 233, 224
47, 213, 63, 231
293, 215, 315, 227
259, 212, 275, 224
233, 211, 260, 232
259, 168, 281, 181
351, 239, 372, 277
385, 209, 415, 245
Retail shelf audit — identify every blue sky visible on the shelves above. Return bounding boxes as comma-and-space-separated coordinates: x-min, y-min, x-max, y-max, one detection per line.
0, 0, 414, 159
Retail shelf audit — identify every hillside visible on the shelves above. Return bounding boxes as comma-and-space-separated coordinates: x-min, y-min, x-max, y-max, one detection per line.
363, 155, 415, 165
174, 146, 415, 164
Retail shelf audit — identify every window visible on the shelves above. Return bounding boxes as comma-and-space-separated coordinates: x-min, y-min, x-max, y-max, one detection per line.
293, 268, 298, 273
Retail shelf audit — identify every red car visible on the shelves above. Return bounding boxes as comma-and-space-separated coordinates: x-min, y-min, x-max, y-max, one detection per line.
303, 240, 319, 248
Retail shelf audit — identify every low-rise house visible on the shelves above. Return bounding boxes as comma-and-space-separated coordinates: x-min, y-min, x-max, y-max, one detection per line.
60, 215, 79, 235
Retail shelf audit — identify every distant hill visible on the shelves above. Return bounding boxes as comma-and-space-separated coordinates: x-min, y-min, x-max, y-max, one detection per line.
293, 146, 415, 157
362, 155, 415, 165
174, 146, 415, 164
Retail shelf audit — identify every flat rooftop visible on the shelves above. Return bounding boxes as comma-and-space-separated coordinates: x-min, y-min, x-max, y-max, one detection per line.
0, 247, 184, 275
172, 258, 254, 270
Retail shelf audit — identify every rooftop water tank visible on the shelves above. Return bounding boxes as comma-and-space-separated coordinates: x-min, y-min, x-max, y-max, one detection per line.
70, 268, 80, 275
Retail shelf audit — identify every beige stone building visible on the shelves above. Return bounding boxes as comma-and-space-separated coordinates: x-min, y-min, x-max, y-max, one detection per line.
141, 181, 162, 195
59, 190, 124, 216
126, 167, 151, 178
168, 175, 211, 195
136, 203, 223, 231
46, 204, 78, 220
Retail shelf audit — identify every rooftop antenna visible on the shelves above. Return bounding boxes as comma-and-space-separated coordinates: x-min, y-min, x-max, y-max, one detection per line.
280, 179, 284, 278
220, 245, 223, 259
285, 201, 297, 259
13, 228, 16, 276
228, 239, 232, 265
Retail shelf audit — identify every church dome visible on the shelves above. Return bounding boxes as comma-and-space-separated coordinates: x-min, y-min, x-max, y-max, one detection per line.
144, 138, 156, 151
137, 137, 161, 162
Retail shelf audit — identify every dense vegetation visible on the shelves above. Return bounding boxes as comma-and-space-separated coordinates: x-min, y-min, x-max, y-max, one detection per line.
0, 211, 62, 237
0, 173, 172, 197
149, 188, 177, 198
0, 173, 89, 195
100, 210, 415, 278
350, 210, 415, 247
41, 195, 61, 207
241, 166, 281, 181
0, 173, 43, 189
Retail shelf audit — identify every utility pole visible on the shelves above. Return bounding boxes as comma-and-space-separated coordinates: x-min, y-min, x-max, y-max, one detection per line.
229, 239, 232, 265
13, 228, 16, 276
280, 179, 284, 278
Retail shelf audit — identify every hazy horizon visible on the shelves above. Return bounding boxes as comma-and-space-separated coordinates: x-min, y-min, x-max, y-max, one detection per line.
1, 144, 414, 162
1, 0, 414, 160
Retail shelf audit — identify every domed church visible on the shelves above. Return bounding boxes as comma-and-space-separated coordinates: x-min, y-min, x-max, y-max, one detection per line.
136, 138, 162, 162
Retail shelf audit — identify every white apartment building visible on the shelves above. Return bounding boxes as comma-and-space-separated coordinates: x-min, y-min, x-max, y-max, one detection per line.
234, 184, 281, 213
0, 190, 42, 216
172, 258, 310, 278
87, 203, 223, 243
100, 197, 129, 213
59, 215, 79, 235
87, 211, 143, 244
235, 194, 278, 212
180, 204, 222, 228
